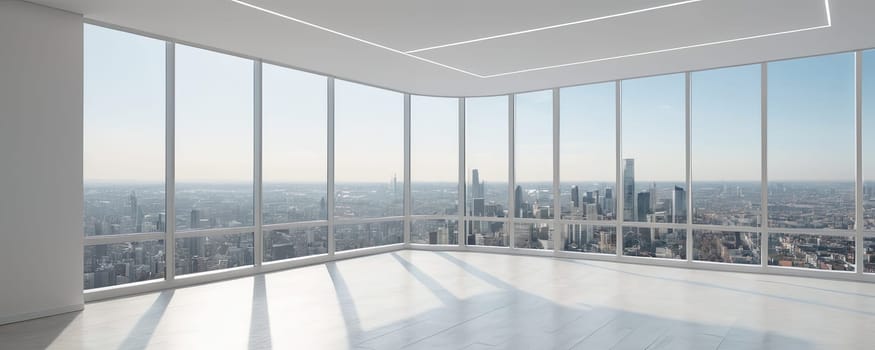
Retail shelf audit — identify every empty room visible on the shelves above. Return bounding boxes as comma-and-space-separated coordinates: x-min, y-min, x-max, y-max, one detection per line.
1, 0, 874, 349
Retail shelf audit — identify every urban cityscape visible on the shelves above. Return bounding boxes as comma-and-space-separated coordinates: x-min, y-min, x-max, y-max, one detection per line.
83, 161, 875, 288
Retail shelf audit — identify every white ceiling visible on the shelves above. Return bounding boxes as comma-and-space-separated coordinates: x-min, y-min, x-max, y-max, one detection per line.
27, 0, 875, 96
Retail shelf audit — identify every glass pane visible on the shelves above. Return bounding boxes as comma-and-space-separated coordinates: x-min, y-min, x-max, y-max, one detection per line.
262, 64, 327, 224
411, 219, 459, 245
335, 221, 403, 252
863, 50, 875, 230
513, 222, 554, 250
515, 90, 553, 219
562, 224, 616, 254
83, 25, 165, 236
692, 230, 760, 264
865, 237, 875, 273
84, 240, 165, 289
334, 81, 404, 219
768, 53, 855, 230
264, 226, 328, 262
622, 226, 686, 259
175, 44, 254, 231
466, 220, 508, 247
411, 96, 458, 215
175, 232, 255, 275
691, 65, 762, 227
768, 233, 855, 271
560, 83, 616, 221
466, 96, 509, 219
621, 74, 686, 224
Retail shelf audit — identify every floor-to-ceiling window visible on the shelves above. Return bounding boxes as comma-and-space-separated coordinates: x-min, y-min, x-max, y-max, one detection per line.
334, 80, 404, 251
691, 64, 762, 265
621, 74, 687, 259
175, 44, 255, 275
262, 63, 328, 261
410, 96, 459, 245
514, 90, 554, 249
767, 53, 856, 271
83, 24, 166, 289
559, 82, 618, 254
465, 96, 510, 247
864, 49, 875, 274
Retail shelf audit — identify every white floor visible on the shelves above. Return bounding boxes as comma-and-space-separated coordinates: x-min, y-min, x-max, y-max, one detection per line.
1, 250, 874, 349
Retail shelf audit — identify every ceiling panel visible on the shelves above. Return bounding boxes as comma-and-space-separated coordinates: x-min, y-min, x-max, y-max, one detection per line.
23, 0, 875, 96
244, 0, 685, 52
413, 0, 826, 76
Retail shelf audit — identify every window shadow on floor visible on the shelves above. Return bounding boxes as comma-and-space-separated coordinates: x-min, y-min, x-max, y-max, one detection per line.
117, 289, 174, 350
248, 274, 272, 350
325, 251, 816, 350
326, 261, 364, 348
561, 258, 875, 317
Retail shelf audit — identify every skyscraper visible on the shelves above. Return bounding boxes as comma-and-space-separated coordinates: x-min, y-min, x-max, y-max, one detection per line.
471, 169, 485, 216
604, 188, 614, 215
623, 159, 635, 221
570, 185, 580, 208
637, 191, 651, 222
515, 185, 524, 218
190, 209, 201, 229
672, 185, 687, 224
585, 203, 598, 221
471, 169, 482, 198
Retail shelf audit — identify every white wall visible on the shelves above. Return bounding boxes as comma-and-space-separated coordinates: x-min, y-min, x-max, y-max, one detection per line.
0, 1, 84, 324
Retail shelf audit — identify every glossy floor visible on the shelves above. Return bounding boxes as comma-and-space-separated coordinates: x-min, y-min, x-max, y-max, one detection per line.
1, 250, 874, 349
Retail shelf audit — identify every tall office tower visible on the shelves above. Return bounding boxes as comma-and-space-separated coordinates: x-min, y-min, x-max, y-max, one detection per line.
157, 213, 165, 231
471, 169, 482, 198
649, 182, 657, 210
473, 198, 485, 217
604, 188, 614, 215
392, 173, 398, 198
319, 197, 327, 219
135, 207, 144, 232
637, 191, 651, 223
672, 185, 687, 224
568, 223, 584, 247
515, 185, 524, 218
623, 159, 636, 221
570, 185, 580, 208
585, 203, 598, 221
584, 191, 593, 205
129, 191, 138, 219
190, 209, 201, 229
594, 190, 601, 214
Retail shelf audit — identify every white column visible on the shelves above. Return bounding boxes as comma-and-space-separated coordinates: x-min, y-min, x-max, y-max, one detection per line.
165, 41, 177, 280
404, 94, 412, 245
327, 77, 336, 256
253, 60, 264, 267
760, 63, 769, 268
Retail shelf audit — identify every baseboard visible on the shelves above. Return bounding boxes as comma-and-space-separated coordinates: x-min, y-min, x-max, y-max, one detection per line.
0, 304, 84, 326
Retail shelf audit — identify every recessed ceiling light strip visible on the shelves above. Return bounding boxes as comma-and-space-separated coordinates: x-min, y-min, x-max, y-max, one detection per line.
404, 0, 703, 54
479, 0, 832, 78
232, 0, 831, 79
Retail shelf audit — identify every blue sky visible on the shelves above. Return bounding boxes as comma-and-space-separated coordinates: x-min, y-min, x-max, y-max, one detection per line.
84, 24, 870, 184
